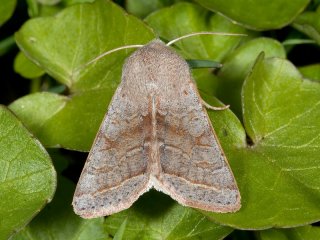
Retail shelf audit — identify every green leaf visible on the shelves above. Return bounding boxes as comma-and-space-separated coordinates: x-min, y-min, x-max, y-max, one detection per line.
105, 191, 233, 240
113, 218, 127, 240
299, 63, 320, 81
126, 0, 174, 18
37, 0, 61, 5
203, 54, 320, 229
145, 2, 250, 61
12, 0, 155, 150
194, 0, 310, 30
259, 225, 320, 240
0, 36, 16, 56
14, 52, 45, 79
0, 0, 17, 26
0, 106, 56, 239
216, 37, 286, 117
12, 173, 109, 240
293, 6, 320, 45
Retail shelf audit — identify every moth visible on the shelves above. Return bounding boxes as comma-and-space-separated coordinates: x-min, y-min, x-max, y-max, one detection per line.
73, 34, 241, 218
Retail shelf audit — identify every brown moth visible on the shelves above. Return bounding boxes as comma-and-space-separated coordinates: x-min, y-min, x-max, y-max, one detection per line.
72, 39, 241, 218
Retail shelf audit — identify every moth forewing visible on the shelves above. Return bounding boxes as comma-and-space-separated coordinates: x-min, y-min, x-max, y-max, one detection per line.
73, 39, 241, 218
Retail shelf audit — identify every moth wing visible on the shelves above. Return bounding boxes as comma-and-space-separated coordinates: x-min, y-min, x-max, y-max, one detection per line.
157, 82, 241, 212
72, 85, 150, 218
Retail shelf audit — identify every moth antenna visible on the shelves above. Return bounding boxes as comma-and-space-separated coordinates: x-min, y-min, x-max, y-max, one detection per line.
166, 32, 246, 46
76, 44, 144, 72
202, 99, 230, 111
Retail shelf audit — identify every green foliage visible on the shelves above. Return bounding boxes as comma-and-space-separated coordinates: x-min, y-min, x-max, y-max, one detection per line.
194, 0, 310, 30
105, 191, 233, 239
0, 107, 56, 239
1, 0, 320, 239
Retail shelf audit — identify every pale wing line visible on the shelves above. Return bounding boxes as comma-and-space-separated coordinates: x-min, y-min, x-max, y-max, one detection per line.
162, 172, 220, 191
262, 100, 320, 139
89, 175, 146, 197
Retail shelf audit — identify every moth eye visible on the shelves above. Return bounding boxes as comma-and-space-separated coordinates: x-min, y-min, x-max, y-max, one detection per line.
183, 90, 188, 95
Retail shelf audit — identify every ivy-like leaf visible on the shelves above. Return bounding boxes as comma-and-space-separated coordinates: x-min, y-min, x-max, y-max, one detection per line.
145, 2, 250, 61
216, 37, 286, 117
0, 106, 56, 239
14, 52, 45, 79
259, 225, 320, 240
194, 0, 310, 30
299, 64, 320, 81
0, 0, 17, 26
204, 54, 320, 229
126, 0, 176, 18
293, 6, 320, 45
12, 0, 155, 150
12, 174, 109, 240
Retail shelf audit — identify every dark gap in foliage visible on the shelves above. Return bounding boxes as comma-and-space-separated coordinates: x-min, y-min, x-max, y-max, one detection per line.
312, 221, 320, 226
263, 27, 292, 42
225, 229, 257, 240
60, 149, 88, 184
246, 134, 254, 146
114, 0, 125, 8
0, 0, 29, 105
288, 44, 320, 67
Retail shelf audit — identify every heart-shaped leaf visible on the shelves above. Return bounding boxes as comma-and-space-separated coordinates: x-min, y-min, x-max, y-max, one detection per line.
216, 37, 286, 117
0, 106, 56, 239
194, 0, 310, 30
0, 0, 17, 26
11, 0, 155, 150
259, 225, 320, 240
299, 64, 320, 81
293, 6, 320, 45
12, 173, 108, 240
145, 2, 250, 61
204, 54, 320, 229
14, 52, 45, 79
